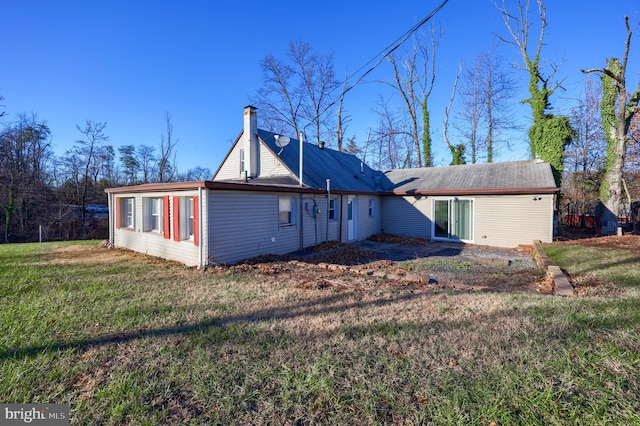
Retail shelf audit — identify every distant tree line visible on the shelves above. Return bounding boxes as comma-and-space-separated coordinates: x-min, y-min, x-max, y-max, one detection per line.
0, 110, 211, 243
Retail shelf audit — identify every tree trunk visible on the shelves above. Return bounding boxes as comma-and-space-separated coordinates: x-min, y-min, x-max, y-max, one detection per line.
601, 128, 626, 228
2, 187, 15, 243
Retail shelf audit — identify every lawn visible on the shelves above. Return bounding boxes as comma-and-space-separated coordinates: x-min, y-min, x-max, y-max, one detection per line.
1, 241, 639, 424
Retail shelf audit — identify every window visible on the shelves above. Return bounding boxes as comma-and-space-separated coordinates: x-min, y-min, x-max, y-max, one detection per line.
328, 198, 338, 220
279, 196, 296, 226
178, 196, 194, 240
185, 197, 195, 239
369, 199, 376, 217
116, 197, 134, 229
173, 195, 199, 246
239, 149, 245, 175
144, 198, 163, 232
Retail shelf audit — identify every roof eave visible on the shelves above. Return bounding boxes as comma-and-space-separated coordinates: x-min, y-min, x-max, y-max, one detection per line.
389, 186, 559, 196
105, 181, 210, 194
105, 179, 386, 195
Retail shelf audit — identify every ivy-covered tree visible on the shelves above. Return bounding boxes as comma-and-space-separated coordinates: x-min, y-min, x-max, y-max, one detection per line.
384, 27, 440, 168
500, 0, 573, 184
583, 16, 640, 231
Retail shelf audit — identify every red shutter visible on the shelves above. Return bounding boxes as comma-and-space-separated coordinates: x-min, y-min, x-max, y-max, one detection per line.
193, 196, 199, 247
173, 196, 180, 241
115, 197, 121, 229
163, 196, 170, 239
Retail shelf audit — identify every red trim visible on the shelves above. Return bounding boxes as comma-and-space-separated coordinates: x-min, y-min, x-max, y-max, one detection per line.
173, 196, 180, 241
163, 196, 170, 239
193, 196, 199, 247
115, 197, 121, 229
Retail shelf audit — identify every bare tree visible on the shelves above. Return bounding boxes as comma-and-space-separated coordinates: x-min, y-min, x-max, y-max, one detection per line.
73, 120, 109, 238
369, 96, 411, 170
0, 113, 52, 242
499, 0, 573, 183
336, 78, 352, 152
383, 27, 440, 167
95, 145, 118, 186
254, 40, 340, 145
566, 77, 606, 173
479, 45, 518, 162
443, 64, 465, 165
456, 58, 484, 164
0, 94, 6, 119
456, 44, 518, 163
291, 41, 340, 145
137, 144, 156, 183
583, 16, 640, 230
176, 166, 212, 182
158, 111, 177, 183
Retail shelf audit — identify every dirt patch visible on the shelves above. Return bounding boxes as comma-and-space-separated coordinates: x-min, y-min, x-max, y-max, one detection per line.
367, 233, 430, 245
231, 235, 543, 295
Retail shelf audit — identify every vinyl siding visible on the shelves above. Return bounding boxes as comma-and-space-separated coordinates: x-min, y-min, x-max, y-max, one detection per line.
208, 191, 301, 264
358, 196, 382, 240
474, 194, 553, 247
112, 191, 201, 266
214, 139, 291, 181
259, 145, 290, 177
301, 196, 342, 247
381, 196, 431, 239
214, 142, 244, 180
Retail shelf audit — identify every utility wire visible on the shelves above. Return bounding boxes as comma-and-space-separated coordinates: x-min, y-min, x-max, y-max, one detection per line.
341, 0, 449, 98
318, 0, 450, 119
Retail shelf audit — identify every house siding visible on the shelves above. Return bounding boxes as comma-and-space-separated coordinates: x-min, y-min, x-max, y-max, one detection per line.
208, 191, 301, 264
358, 196, 382, 240
258, 145, 290, 177
112, 191, 201, 266
215, 142, 244, 180
381, 196, 431, 239
300, 195, 343, 248
215, 139, 290, 181
474, 194, 553, 247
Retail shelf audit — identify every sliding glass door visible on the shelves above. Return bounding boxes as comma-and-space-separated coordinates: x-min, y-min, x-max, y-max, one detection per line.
433, 198, 473, 242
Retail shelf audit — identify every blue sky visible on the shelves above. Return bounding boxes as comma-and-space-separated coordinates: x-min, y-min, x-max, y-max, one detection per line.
2, 1, 640, 173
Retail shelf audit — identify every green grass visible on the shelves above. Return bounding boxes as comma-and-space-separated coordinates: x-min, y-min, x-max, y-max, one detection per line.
1, 241, 639, 424
543, 244, 640, 287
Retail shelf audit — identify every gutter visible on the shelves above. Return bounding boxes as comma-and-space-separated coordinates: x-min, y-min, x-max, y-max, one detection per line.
389, 186, 560, 196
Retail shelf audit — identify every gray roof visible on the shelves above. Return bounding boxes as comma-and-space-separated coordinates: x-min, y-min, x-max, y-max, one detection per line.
255, 129, 383, 192
381, 160, 558, 194
220, 128, 557, 195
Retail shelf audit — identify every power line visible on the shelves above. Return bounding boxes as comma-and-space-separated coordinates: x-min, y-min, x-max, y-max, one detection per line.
341, 0, 449, 99
317, 0, 449, 120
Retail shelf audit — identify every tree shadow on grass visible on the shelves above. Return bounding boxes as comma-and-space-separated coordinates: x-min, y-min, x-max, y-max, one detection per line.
0, 290, 436, 360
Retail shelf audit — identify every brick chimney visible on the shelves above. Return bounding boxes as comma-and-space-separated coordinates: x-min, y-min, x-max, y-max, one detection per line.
243, 105, 258, 178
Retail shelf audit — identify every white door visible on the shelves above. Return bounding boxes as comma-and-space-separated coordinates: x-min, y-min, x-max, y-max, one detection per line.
347, 196, 357, 240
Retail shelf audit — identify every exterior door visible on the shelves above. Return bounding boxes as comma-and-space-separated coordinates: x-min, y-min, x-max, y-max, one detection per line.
433, 198, 473, 242
347, 196, 357, 240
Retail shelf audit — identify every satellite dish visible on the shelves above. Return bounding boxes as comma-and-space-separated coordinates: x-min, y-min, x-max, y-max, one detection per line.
275, 135, 290, 148
274, 135, 290, 155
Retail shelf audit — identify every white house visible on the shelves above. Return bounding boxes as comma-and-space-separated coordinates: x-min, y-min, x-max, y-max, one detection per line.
105, 106, 558, 267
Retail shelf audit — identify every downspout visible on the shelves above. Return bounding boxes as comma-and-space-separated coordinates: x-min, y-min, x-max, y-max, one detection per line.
198, 187, 204, 268
339, 194, 343, 244
108, 193, 114, 246
299, 193, 304, 250
326, 179, 330, 243
299, 132, 304, 187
